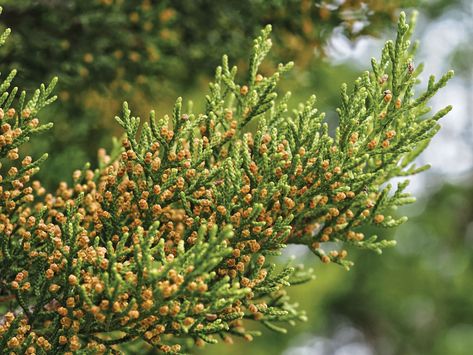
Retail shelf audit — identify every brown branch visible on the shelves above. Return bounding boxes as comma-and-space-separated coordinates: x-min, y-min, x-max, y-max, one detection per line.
0, 294, 15, 303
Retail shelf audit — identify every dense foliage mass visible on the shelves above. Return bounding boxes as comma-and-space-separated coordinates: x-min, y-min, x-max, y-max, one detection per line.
0, 7, 452, 354
0, 0, 416, 189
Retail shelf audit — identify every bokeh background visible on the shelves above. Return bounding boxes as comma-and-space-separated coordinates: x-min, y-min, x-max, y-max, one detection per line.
1, 1, 471, 354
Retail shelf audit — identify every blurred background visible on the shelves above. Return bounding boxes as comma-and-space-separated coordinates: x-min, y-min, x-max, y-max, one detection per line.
0, 0, 471, 354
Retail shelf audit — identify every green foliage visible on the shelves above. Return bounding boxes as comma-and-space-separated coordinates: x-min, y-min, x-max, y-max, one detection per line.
0, 0, 415, 92
0, 0, 417, 189
0, 7, 453, 354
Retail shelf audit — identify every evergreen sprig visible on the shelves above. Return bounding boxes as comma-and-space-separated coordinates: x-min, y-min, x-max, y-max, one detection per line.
0, 9, 452, 354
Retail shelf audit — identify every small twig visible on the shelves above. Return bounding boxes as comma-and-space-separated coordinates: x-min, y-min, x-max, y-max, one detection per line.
0, 294, 15, 303
87, 333, 136, 346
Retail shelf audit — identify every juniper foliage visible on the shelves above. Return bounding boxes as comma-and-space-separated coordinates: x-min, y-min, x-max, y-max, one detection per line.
0, 9, 453, 354
0, 0, 416, 191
